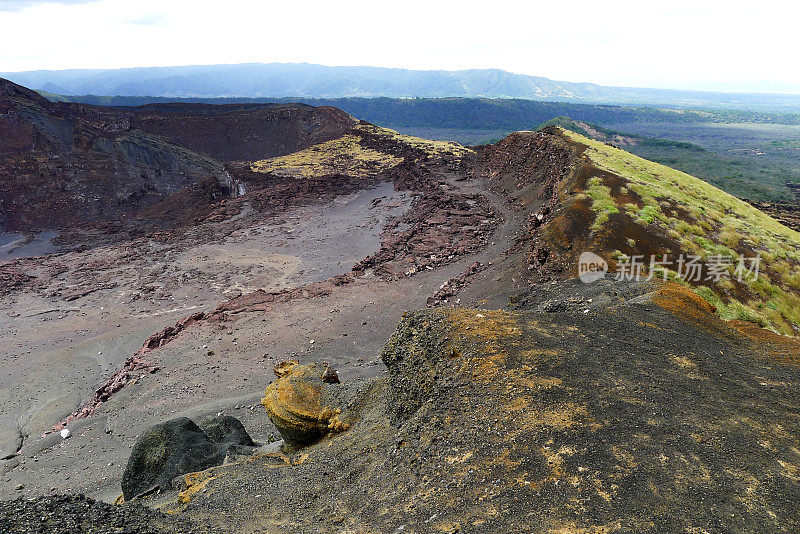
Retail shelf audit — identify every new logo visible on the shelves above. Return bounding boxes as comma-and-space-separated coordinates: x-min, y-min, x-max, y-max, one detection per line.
578, 252, 607, 283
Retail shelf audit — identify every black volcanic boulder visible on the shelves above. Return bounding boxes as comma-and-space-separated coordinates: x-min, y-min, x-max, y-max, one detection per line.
122, 416, 256, 500
198, 415, 257, 447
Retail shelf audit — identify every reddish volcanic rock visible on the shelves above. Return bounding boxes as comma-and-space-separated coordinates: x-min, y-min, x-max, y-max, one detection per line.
52, 311, 208, 432
0, 78, 355, 233
0, 261, 35, 295
131, 103, 356, 162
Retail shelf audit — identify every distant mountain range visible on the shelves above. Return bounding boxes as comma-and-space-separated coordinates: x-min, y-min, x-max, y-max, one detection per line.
3, 63, 800, 112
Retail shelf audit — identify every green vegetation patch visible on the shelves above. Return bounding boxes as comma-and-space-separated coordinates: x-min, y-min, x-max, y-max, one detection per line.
585, 177, 619, 231
559, 127, 800, 336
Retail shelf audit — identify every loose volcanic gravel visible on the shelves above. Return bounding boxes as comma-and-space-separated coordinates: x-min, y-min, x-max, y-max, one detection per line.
0, 495, 208, 534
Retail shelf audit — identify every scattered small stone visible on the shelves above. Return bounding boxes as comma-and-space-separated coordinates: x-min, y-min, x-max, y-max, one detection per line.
321, 363, 340, 384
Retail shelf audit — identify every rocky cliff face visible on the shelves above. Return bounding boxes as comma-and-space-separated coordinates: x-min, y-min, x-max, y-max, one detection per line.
0, 79, 355, 232
130, 103, 356, 162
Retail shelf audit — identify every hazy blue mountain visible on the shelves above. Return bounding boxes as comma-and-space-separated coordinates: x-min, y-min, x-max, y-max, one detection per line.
4, 63, 800, 112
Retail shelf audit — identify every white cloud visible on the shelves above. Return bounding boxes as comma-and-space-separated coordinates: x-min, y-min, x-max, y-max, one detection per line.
0, 0, 94, 11
0, 0, 798, 91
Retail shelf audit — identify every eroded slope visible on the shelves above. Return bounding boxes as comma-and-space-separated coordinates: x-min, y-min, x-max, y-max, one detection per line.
482, 126, 800, 336
154, 280, 800, 533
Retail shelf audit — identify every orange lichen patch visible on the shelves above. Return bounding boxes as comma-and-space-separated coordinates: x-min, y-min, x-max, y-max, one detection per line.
445, 308, 523, 347
653, 281, 800, 365
638, 321, 665, 331
611, 445, 639, 471
501, 395, 532, 414
516, 374, 563, 391
292, 453, 310, 466
444, 308, 525, 383
651, 281, 725, 332
543, 444, 577, 478
513, 475, 541, 490
177, 472, 220, 504
534, 403, 599, 431
486, 448, 523, 470
730, 320, 800, 365
445, 451, 474, 465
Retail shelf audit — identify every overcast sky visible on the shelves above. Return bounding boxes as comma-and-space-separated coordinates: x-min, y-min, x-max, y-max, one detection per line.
0, 0, 798, 92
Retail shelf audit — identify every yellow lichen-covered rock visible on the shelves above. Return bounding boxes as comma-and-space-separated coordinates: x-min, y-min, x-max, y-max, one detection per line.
250, 134, 403, 179
261, 361, 350, 446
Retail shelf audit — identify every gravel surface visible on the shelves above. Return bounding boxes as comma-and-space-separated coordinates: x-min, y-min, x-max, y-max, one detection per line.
0, 494, 208, 533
